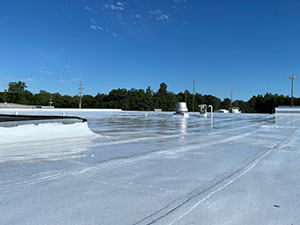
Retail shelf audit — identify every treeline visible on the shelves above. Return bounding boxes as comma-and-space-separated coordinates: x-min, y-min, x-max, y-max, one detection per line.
0, 81, 298, 113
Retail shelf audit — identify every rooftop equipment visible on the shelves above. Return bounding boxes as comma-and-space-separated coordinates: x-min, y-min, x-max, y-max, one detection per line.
199, 104, 213, 117
229, 107, 241, 113
208, 105, 213, 116
199, 104, 208, 117
174, 102, 189, 117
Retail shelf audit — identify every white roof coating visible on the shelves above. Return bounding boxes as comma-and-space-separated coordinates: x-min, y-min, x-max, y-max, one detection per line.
1, 111, 300, 225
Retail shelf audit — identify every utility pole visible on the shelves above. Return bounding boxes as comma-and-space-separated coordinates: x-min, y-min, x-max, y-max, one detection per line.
289, 75, 297, 106
185, 85, 187, 103
49, 96, 53, 106
230, 90, 233, 108
79, 81, 83, 109
192, 80, 195, 112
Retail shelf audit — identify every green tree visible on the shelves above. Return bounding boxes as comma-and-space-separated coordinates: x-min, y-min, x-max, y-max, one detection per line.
8, 81, 27, 93
2, 80, 298, 113
95, 93, 107, 108
7, 81, 29, 103
233, 100, 251, 113
203, 95, 221, 110
221, 98, 232, 109
34, 90, 52, 106
82, 95, 97, 108
154, 82, 175, 111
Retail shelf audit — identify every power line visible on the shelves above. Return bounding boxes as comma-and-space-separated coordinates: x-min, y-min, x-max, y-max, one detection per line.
288, 75, 297, 106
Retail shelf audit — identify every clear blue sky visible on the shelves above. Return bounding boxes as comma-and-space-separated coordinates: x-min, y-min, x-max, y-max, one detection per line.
0, 0, 299, 100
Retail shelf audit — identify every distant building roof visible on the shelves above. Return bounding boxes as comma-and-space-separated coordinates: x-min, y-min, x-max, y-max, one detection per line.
276, 106, 300, 108
0, 103, 36, 109
215, 109, 229, 113
275, 106, 300, 114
